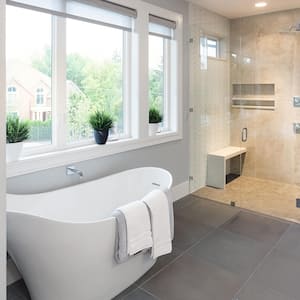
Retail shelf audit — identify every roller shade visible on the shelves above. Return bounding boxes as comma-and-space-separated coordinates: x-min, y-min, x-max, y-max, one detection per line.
149, 14, 176, 39
7, 0, 137, 31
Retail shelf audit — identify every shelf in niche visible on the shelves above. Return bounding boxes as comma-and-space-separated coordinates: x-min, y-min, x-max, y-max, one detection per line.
232, 84, 275, 110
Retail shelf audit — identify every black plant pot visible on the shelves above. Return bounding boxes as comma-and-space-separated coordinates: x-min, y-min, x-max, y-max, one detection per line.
94, 129, 109, 145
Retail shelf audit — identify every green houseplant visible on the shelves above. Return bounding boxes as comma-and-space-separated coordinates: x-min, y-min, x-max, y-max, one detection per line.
6, 115, 30, 162
89, 110, 114, 144
149, 107, 163, 136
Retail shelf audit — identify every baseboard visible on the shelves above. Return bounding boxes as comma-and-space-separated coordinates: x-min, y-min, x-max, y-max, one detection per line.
7, 258, 21, 286
172, 181, 190, 201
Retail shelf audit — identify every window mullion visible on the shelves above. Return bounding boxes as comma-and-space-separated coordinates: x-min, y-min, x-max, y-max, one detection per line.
52, 16, 67, 149
134, 9, 149, 139
123, 31, 131, 138
164, 38, 171, 131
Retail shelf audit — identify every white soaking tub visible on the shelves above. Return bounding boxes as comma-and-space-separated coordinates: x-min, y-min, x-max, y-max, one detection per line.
7, 167, 173, 300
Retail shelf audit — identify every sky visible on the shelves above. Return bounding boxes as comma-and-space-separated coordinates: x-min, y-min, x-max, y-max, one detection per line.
6, 5, 163, 69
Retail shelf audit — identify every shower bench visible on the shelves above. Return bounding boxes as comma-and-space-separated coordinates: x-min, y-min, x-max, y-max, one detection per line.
207, 146, 247, 189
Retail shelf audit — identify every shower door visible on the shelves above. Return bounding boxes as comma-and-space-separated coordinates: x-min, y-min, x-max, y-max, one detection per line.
230, 11, 300, 221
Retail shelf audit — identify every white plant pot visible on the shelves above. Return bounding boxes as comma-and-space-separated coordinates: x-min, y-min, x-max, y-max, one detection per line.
149, 123, 160, 136
6, 142, 24, 162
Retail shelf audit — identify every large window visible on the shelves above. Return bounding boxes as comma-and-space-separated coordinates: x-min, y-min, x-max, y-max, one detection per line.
148, 15, 175, 132
149, 35, 165, 129
6, 5, 52, 147
66, 18, 125, 143
5, 0, 182, 175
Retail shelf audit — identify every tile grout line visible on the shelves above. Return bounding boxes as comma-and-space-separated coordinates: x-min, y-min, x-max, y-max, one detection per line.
139, 207, 241, 290
138, 287, 161, 300
232, 223, 293, 300
137, 227, 217, 289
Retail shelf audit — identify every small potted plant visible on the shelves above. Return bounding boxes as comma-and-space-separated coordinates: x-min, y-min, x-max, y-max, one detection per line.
6, 115, 30, 162
149, 106, 163, 136
89, 110, 114, 145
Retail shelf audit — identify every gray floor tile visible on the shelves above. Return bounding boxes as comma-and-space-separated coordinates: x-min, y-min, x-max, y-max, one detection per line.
112, 284, 138, 300
7, 280, 31, 300
173, 213, 213, 250
175, 196, 239, 228
142, 254, 240, 300
252, 249, 300, 299
235, 278, 294, 300
123, 288, 159, 300
222, 211, 289, 245
275, 224, 300, 259
173, 195, 199, 211
188, 229, 269, 280
135, 247, 182, 286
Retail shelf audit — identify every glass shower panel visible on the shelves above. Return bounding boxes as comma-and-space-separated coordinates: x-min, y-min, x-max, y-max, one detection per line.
189, 24, 210, 193
189, 5, 237, 205
232, 10, 300, 222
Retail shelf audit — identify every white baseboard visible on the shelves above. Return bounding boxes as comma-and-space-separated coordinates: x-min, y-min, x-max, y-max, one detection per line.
172, 181, 190, 201
7, 258, 21, 286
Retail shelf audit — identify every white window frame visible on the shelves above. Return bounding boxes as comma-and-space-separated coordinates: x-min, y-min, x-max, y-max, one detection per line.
6, 0, 183, 178
207, 37, 219, 58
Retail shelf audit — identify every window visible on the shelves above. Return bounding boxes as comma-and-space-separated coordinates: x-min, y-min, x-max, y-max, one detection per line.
6, 5, 52, 147
149, 15, 176, 132
66, 18, 125, 143
36, 88, 44, 105
149, 35, 166, 129
7, 86, 17, 105
207, 38, 219, 58
5, 0, 182, 176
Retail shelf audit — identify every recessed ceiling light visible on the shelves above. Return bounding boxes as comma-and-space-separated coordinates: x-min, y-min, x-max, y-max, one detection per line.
255, 2, 268, 8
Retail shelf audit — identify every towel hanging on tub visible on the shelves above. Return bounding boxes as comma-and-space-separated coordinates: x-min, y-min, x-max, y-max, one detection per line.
113, 200, 153, 263
142, 189, 172, 259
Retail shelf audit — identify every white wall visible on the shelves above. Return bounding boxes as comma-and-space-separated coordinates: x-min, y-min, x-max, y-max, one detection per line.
189, 3, 231, 191
0, 0, 6, 298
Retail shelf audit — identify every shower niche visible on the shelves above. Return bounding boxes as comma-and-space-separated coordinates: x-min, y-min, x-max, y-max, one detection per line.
232, 83, 275, 110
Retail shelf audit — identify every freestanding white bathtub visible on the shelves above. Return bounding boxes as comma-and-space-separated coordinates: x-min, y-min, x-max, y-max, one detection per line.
7, 167, 173, 300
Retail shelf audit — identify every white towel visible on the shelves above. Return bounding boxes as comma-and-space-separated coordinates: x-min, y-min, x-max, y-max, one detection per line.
142, 189, 172, 259
117, 201, 153, 256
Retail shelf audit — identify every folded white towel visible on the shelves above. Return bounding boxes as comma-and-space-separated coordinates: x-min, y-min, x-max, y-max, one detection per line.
117, 201, 153, 256
142, 189, 172, 259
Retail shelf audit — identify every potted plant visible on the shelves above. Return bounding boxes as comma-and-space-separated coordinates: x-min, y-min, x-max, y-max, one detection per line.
6, 115, 30, 162
89, 110, 114, 145
149, 107, 163, 136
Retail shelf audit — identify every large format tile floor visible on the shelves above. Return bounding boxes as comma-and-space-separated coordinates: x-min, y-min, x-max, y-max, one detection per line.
8, 195, 300, 300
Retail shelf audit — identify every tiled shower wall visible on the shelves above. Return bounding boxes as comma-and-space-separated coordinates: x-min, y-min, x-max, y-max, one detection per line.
230, 9, 300, 184
189, 3, 230, 191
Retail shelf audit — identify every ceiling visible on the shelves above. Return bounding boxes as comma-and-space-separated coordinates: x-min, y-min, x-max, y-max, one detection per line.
187, 0, 300, 19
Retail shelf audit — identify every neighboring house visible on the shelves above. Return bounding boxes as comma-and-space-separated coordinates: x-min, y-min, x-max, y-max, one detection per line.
6, 61, 84, 122
6, 61, 51, 121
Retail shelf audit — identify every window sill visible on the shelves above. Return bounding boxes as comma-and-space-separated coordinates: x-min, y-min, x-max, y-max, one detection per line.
208, 57, 227, 62
7, 131, 182, 178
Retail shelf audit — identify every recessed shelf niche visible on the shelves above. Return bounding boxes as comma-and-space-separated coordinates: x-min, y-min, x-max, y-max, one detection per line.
232, 83, 275, 110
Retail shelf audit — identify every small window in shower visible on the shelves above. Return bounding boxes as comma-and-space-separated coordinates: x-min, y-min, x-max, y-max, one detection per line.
207, 38, 219, 58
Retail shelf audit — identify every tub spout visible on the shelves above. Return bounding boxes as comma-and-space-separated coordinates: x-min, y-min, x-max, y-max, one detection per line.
66, 166, 83, 178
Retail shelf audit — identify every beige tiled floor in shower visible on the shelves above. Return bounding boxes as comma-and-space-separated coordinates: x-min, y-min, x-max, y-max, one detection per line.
194, 176, 300, 223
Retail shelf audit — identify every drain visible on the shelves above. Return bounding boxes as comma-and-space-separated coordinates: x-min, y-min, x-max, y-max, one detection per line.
230, 201, 236, 207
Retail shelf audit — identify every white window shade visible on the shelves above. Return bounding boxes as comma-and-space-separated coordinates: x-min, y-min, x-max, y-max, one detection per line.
149, 14, 176, 39
7, 0, 137, 31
